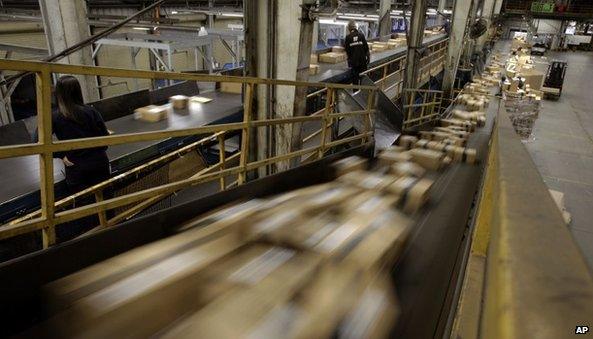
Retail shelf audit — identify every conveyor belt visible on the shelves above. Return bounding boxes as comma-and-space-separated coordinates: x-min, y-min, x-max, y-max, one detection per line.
1, 91, 242, 198
0, 91, 495, 336
311, 34, 447, 84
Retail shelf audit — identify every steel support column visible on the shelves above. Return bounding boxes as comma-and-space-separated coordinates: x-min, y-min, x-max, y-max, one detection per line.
462, 0, 479, 64
404, 0, 428, 98
442, 0, 473, 97
245, 0, 266, 178
378, 0, 392, 39
493, 0, 503, 15
290, 1, 316, 168
438, 0, 448, 25
475, 0, 496, 52
39, 0, 99, 102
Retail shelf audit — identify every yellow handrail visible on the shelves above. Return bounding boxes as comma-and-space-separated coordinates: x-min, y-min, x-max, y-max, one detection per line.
0, 59, 378, 247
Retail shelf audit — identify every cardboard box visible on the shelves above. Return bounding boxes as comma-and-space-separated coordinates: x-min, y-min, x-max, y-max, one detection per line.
331, 45, 345, 53
406, 148, 449, 171
337, 170, 399, 192
169, 95, 189, 110
319, 52, 346, 64
332, 155, 368, 177
519, 68, 545, 91
377, 150, 413, 168
309, 64, 320, 75
134, 105, 168, 122
310, 53, 318, 64
220, 82, 243, 94
371, 42, 388, 52
385, 176, 433, 214
390, 161, 426, 178
161, 249, 322, 338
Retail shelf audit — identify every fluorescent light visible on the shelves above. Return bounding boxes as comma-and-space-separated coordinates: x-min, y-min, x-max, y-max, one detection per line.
443, 9, 452, 14
220, 12, 243, 18
338, 16, 377, 22
319, 18, 338, 25
133, 27, 150, 31
337, 13, 363, 17
171, 11, 178, 14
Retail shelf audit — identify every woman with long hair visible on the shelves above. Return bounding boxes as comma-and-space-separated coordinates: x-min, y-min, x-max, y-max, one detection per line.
52, 75, 110, 193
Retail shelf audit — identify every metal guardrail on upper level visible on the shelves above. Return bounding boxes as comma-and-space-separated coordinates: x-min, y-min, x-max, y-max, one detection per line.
361, 38, 448, 101
0, 59, 377, 249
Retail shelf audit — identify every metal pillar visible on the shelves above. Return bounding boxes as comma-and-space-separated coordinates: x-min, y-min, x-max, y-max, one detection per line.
438, 0, 448, 25
206, 0, 215, 72
442, 0, 474, 97
463, 0, 480, 67
312, 20, 319, 51
39, 0, 99, 102
404, 0, 428, 97
475, 0, 496, 52
273, 1, 302, 172
378, 0, 392, 39
290, 2, 316, 168
244, 0, 273, 178
493, 0, 504, 15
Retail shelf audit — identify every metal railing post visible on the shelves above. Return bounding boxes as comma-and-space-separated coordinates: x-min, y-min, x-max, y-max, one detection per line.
318, 87, 334, 159
36, 68, 55, 247
217, 133, 226, 191
94, 191, 108, 228
364, 89, 376, 142
238, 82, 254, 185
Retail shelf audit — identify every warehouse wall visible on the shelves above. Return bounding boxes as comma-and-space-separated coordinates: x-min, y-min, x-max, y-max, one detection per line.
0, 22, 47, 61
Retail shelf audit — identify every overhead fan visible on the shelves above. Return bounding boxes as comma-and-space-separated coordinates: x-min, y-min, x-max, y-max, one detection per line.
469, 18, 488, 39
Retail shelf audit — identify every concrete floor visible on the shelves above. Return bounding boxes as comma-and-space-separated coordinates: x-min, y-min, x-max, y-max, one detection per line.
525, 50, 593, 269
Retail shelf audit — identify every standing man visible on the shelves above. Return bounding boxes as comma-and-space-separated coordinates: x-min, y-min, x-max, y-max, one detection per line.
344, 20, 370, 85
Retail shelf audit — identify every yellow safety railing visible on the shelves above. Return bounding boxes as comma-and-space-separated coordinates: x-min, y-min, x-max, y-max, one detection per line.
360, 38, 449, 101
450, 102, 593, 338
0, 59, 377, 248
402, 88, 444, 129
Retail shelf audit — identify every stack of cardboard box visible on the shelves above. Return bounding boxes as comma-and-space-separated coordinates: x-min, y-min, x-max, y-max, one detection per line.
309, 53, 320, 75
134, 105, 168, 122
319, 50, 347, 64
